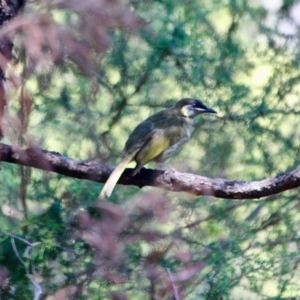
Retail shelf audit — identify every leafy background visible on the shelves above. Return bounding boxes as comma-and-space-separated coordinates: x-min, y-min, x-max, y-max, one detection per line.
1, 0, 300, 299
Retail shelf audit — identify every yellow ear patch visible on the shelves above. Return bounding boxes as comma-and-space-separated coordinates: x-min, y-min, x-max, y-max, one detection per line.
181, 105, 190, 117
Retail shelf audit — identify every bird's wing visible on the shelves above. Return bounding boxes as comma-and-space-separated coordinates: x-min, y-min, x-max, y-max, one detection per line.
125, 122, 174, 173
124, 109, 176, 151
124, 111, 187, 157
124, 119, 156, 154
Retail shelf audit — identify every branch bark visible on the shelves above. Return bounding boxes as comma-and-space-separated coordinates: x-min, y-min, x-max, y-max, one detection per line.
0, 142, 299, 199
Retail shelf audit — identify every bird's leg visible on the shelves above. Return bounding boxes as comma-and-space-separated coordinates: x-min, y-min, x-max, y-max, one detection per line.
131, 163, 143, 176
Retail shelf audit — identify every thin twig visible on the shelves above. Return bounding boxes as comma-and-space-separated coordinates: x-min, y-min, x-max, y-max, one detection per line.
167, 268, 180, 300
10, 237, 43, 300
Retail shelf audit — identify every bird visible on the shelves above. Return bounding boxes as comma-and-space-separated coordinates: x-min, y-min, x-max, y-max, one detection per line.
99, 98, 217, 198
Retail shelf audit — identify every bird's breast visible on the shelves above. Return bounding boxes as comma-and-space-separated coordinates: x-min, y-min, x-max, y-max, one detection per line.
156, 119, 193, 162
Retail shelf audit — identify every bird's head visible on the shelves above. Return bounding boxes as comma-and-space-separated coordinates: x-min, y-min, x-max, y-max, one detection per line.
174, 98, 217, 118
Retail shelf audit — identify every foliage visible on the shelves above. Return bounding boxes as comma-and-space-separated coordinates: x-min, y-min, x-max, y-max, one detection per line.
1, 0, 300, 299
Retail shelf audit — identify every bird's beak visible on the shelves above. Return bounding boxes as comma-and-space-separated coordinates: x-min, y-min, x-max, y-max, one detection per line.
205, 107, 217, 114
195, 107, 217, 114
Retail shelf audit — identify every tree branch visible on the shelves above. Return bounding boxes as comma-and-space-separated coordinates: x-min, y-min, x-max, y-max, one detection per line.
0, 142, 299, 199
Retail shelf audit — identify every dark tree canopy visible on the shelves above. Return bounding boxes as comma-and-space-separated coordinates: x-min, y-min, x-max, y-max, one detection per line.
0, 0, 300, 299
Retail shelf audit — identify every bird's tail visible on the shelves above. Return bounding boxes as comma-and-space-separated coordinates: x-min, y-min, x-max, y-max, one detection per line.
99, 152, 136, 199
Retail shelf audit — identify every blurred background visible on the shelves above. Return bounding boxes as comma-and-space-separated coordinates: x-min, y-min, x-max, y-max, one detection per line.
1, 0, 300, 299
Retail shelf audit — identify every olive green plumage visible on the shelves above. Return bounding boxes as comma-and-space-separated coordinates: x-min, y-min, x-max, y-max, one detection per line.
99, 98, 216, 198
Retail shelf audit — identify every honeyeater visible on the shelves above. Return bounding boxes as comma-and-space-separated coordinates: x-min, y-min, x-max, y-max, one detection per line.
99, 98, 217, 198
